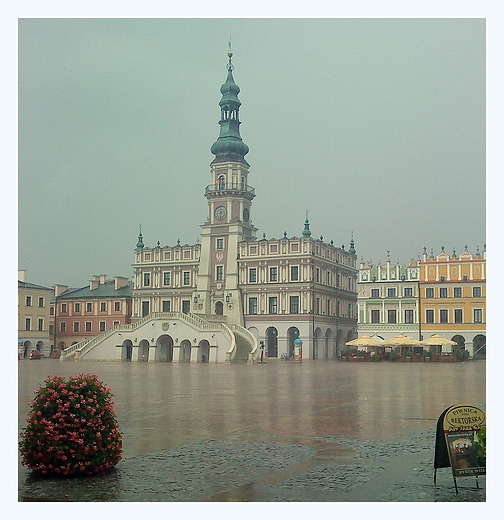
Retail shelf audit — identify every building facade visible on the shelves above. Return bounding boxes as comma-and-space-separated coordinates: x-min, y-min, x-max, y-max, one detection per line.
51, 275, 132, 350
18, 270, 53, 358
357, 253, 420, 341
419, 246, 486, 356
62, 51, 357, 362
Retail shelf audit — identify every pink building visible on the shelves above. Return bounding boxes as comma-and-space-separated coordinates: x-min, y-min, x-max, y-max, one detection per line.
51, 275, 132, 350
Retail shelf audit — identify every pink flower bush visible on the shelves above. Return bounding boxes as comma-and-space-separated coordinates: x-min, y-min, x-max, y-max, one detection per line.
19, 374, 122, 476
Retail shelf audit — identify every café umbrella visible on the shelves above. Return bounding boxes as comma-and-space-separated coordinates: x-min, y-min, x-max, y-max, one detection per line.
422, 334, 457, 346
382, 334, 423, 352
346, 336, 384, 350
422, 334, 457, 354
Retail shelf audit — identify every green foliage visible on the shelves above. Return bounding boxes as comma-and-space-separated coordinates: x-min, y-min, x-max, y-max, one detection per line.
474, 426, 486, 459
19, 374, 122, 476
455, 349, 470, 361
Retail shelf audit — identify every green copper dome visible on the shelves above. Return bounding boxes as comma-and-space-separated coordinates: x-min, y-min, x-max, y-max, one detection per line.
211, 52, 249, 165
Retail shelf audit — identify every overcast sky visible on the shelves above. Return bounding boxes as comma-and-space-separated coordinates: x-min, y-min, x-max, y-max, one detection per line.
18, 17, 486, 288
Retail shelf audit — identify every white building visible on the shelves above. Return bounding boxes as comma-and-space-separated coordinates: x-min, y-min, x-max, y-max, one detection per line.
61, 52, 357, 363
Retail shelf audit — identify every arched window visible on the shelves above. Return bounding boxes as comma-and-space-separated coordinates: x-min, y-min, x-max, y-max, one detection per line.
218, 175, 225, 190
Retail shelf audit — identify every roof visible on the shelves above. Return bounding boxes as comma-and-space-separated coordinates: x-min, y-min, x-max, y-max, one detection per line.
55, 281, 133, 300
18, 280, 52, 291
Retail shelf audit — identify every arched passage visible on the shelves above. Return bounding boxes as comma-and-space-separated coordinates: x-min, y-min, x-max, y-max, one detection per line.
452, 334, 466, 353
138, 339, 150, 361
287, 327, 299, 358
23, 340, 31, 359
313, 327, 322, 359
122, 339, 133, 361
473, 334, 486, 358
180, 339, 192, 362
198, 340, 210, 363
156, 334, 174, 362
266, 327, 278, 357
325, 329, 333, 359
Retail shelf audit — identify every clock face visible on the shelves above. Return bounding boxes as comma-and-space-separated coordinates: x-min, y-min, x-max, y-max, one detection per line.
243, 207, 249, 222
214, 206, 227, 221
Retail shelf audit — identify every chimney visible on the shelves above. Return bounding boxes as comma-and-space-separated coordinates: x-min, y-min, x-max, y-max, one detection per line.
99, 274, 107, 285
114, 276, 129, 290
53, 284, 69, 297
18, 270, 27, 282
90, 275, 100, 291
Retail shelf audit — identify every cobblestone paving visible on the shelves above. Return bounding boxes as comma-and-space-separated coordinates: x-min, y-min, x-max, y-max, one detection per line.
19, 430, 485, 502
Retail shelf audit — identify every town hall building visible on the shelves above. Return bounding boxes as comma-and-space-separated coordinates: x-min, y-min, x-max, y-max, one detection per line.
61, 51, 357, 362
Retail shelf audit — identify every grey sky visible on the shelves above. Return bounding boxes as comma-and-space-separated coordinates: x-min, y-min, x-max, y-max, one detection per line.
18, 18, 486, 288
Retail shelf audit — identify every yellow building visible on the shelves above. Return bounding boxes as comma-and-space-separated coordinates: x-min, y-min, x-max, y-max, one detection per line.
419, 246, 486, 357
18, 270, 53, 358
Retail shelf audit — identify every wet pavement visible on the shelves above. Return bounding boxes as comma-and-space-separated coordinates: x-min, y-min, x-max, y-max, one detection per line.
18, 359, 486, 502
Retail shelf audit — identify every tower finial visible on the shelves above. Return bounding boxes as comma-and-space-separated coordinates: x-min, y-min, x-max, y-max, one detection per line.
227, 37, 234, 70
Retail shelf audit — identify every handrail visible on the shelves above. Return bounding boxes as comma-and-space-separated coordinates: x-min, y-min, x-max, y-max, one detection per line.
205, 182, 255, 195
229, 323, 259, 361
61, 312, 218, 361
222, 323, 237, 363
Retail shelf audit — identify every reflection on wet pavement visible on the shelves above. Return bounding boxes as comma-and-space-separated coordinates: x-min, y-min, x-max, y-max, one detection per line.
18, 359, 486, 502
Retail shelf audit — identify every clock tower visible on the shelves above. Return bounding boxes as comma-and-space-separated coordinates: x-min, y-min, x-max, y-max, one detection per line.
196, 50, 257, 324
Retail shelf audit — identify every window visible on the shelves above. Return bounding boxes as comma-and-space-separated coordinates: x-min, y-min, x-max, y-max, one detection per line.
327, 271, 331, 285
100, 302, 106, 312
114, 301, 121, 312
388, 309, 397, 324
316, 268, 320, 283
25, 296, 32, 307
454, 287, 462, 298
290, 265, 299, 281
99, 321, 106, 332
316, 298, 321, 315
38, 297, 45, 307
182, 300, 191, 314
463, 275, 468, 282
327, 300, 331, 315
440, 309, 448, 323
440, 287, 448, 298
426, 288, 434, 298
473, 309, 483, 323
404, 309, 414, 324
404, 287, 413, 297
426, 309, 434, 323
73, 322, 80, 332
85, 322, 92, 332
183, 272, 191, 285
387, 288, 396, 298
216, 265, 224, 281
142, 301, 149, 317
162, 300, 171, 312
216, 238, 224, 249
86, 302, 93, 312
371, 289, 380, 298
60, 322, 66, 332
269, 297, 278, 314
270, 267, 277, 282
25, 317, 31, 331
74, 302, 81, 313
249, 297, 258, 315
371, 309, 380, 323
61, 303, 67, 313
50, 306, 54, 315
290, 296, 299, 314
473, 287, 482, 297
163, 272, 171, 286
38, 318, 44, 331
143, 272, 151, 286
454, 309, 463, 323
249, 268, 257, 283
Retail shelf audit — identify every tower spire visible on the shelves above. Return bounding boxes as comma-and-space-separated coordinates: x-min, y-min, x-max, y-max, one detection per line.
302, 211, 312, 237
210, 48, 249, 165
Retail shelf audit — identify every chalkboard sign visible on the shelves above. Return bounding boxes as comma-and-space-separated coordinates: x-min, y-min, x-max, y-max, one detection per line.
434, 404, 485, 492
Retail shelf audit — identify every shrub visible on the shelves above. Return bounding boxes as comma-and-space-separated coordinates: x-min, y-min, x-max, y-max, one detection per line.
19, 374, 122, 476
